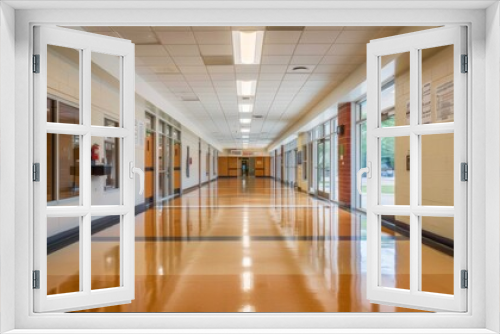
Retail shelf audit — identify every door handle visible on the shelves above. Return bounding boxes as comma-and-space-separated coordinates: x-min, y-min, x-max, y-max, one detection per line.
356, 162, 372, 195
129, 161, 145, 195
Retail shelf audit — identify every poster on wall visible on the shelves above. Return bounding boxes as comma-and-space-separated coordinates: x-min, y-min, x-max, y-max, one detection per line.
436, 80, 454, 122
421, 82, 432, 124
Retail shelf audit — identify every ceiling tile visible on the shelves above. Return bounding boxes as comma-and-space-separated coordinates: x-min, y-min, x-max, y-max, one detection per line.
294, 44, 330, 56
117, 31, 159, 45
156, 31, 196, 44
178, 66, 208, 74
299, 31, 340, 44
135, 45, 169, 57
264, 31, 302, 44
158, 74, 185, 82
289, 55, 322, 65
335, 31, 377, 43
258, 72, 285, 80
321, 55, 365, 65
83, 26, 114, 32
207, 65, 234, 74
260, 65, 288, 73
262, 44, 296, 56
261, 56, 292, 65
327, 43, 366, 56
136, 56, 174, 66
194, 31, 232, 44
199, 44, 233, 56
164, 44, 200, 56
172, 56, 204, 65
184, 74, 212, 81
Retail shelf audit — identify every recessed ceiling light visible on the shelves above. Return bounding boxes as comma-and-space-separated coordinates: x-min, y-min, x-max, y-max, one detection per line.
240, 118, 252, 124
241, 128, 250, 133
242, 135, 249, 138
237, 80, 256, 97
239, 104, 253, 113
232, 31, 264, 65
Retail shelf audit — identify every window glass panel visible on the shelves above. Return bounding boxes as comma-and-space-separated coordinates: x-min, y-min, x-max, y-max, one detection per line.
91, 215, 121, 290
91, 136, 121, 205
47, 45, 80, 124
421, 216, 454, 295
421, 45, 454, 124
380, 136, 410, 205
359, 99, 367, 120
381, 52, 409, 127
47, 134, 81, 205
421, 134, 454, 206
91, 52, 121, 127
47, 217, 80, 295
380, 215, 410, 290
358, 121, 367, 208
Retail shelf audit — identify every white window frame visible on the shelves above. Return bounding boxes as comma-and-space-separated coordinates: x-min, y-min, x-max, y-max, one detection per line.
1, 2, 498, 333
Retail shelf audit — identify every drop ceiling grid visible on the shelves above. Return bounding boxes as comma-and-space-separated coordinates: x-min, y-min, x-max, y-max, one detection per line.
80, 25, 405, 148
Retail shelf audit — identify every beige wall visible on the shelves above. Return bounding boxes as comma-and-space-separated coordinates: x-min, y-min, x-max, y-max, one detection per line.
394, 45, 454, 239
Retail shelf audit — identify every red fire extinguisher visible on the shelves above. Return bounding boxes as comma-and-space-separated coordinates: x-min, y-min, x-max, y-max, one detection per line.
91, 143, 100, 163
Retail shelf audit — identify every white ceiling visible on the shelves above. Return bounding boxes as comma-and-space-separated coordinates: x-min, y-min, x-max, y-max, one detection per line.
80, 25, 407, 149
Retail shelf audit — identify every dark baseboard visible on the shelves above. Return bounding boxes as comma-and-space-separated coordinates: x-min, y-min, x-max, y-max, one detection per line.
47, 202, 147, 255
381, 216, 454, 256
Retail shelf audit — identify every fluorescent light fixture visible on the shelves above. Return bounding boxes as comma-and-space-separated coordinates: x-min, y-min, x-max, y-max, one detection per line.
237, 80, 256, 97
241, 128, 250, 133
240, 118, 252, 124
241, 135, 249, 138
232, 31, 264, 65
238, 104, 253, 113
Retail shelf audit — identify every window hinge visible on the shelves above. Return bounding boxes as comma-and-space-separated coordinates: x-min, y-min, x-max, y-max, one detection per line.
33, 54, 40, 73
33, 163, 40, 182
461, 54, 468, 73
33, 270, 40, 289
461, 270, 468, 289
461, 162, 468, 182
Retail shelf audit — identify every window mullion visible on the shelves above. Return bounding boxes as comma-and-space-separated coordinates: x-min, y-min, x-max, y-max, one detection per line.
409, 47, 420, 295
81, 47, 92, 294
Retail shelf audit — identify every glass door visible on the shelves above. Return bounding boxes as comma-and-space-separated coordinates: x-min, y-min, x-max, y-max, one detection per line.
33, 26, 141, 313
317, 139, 330, 199
363, 26, 467, 312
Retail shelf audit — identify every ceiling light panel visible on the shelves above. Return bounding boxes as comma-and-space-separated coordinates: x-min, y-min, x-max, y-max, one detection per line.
239, 104, 253, 113
240, 119, 252, 124
240, 128, 251, 133
232, 31, 264, 65
237, 80, 257, 96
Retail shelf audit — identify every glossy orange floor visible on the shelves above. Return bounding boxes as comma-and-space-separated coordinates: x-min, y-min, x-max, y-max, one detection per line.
47, 178, 453, 312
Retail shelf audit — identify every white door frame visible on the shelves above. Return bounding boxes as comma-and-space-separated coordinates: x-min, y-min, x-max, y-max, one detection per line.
2, 3, 497, 333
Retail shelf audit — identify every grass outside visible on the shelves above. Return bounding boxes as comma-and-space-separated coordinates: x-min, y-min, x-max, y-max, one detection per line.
361, 185, 394, 193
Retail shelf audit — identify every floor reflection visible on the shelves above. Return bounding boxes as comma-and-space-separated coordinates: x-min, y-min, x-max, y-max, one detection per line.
45, 178, 452, 312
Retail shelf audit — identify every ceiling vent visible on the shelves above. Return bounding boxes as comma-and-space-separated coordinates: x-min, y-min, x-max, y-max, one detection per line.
202, 56, 234, 66
266, 26, 305, 31
253, 115, 263, 119
287, 65, 315, 73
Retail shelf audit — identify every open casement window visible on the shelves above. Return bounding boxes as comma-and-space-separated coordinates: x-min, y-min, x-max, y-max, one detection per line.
33, 26, 143, 312
362, 26, 467, 312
